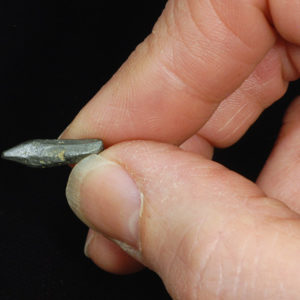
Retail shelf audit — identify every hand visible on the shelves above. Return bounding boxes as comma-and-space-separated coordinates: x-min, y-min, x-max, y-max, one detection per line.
61, 1, 300, 299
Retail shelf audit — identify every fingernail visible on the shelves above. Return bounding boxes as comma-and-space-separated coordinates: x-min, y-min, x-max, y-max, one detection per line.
84, 229, 95, 257
66, 154, 142, 248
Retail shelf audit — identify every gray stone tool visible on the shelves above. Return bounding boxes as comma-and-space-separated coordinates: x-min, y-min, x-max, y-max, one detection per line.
1, 139, 104, 168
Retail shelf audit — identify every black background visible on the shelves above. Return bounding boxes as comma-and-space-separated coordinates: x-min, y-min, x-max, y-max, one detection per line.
1, 1, 299, 299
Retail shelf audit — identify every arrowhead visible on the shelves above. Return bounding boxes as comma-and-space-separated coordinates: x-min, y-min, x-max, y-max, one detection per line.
2, 139, 104, 168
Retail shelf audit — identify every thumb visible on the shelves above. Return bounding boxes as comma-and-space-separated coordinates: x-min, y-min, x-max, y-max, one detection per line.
66, 141, 300, 299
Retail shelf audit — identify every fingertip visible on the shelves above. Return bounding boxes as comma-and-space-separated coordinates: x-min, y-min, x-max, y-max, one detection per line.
85, 229, 144, 275
257, 96, 300, 212
283, 96, 300, 124
270, 0, 300, 45
180, 134, 214, 158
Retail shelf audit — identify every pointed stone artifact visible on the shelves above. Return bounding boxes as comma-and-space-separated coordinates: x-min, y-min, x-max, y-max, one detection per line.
2, 139, 104, 168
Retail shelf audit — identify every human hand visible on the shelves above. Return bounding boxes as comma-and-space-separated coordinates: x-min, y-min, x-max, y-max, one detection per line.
61, 1, 300, 299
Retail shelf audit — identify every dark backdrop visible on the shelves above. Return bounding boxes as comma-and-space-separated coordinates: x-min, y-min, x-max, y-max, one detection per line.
1, 1, 299, 299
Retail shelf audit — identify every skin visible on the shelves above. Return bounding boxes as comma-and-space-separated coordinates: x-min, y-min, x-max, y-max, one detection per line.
61, 0, 300, 299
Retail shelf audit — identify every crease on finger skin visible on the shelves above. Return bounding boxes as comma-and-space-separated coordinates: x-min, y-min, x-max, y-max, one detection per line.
194, 231, 223, 300
197, 41, 293, 148
158, 223, 207, 299
160, 212, 224, 299
208, 0, 257, 51
215, 101, 253, 138
232, 234, 251, 298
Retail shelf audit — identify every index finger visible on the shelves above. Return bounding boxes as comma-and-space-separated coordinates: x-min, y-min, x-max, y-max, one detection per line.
61, 0, 299, 145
